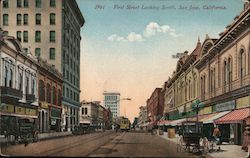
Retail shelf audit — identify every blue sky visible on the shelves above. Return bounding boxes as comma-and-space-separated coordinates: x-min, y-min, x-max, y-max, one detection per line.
77, 0, 244, 121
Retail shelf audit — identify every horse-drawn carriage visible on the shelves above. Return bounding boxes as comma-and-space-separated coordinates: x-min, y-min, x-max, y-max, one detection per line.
177, 121, 209, 154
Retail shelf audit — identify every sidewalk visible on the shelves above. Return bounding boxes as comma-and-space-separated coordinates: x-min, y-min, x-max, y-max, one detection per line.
158, 131, 249, 158
0, 131, 72, 144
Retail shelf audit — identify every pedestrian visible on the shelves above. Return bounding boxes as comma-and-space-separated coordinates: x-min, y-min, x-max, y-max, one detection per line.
242, 126, 250, 152
213, 125, 221, 145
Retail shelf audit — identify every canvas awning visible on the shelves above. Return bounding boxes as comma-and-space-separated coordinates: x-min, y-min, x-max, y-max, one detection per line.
215, 108, 250, 124
170, 118, 186, 126
157, 120, 172, 126
200, 111, 231, 124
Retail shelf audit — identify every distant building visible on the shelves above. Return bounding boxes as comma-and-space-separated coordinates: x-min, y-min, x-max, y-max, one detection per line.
103, 91, 120, 117
138, 106, 147, 128
79, 101, 99, 127
147, 88, 164, 125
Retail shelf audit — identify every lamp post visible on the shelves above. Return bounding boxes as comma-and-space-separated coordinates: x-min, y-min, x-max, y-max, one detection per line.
191, 99, 204, 122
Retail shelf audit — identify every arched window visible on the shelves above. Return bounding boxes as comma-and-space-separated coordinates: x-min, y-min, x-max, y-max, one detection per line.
9, 69, 13, 88
239, 49, 246, 78
4, 66, 8, 87
39, 80, 45, 101
228, 58, 232, 84
224, 60, 227, 85
52, 86, 57, 105
26, 76, 29, 94
58, 89, 61, 106
19, 73, 22, 90
47, 83, 51, 103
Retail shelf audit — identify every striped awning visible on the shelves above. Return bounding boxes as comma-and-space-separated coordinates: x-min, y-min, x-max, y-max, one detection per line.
215, 108, 250, 124
200, 111, 231, 124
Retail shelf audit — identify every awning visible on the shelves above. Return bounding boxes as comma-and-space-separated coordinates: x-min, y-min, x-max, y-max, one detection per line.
200, 111, 231, 124
170, 118, 186, 126
157, 120, 172, 126
215, 108, 250, 124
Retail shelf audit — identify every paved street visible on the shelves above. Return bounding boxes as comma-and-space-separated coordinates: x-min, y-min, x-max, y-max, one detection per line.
1, 130, 199, 157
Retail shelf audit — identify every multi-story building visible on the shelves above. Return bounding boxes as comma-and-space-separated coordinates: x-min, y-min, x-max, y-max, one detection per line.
37, 58, 62, 132
161, 2, 250, 145
195, 2, 250, 145
138, 106, 147, 128
146, 88, 164, 126
1, 0, 85, 131
97, 104, 105, 130
0, 32, 38, 134
79, 101, 99, 128
103, 91, 120, 118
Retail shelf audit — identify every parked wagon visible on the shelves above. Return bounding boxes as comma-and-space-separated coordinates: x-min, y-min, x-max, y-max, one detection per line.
177, 121, 208, 154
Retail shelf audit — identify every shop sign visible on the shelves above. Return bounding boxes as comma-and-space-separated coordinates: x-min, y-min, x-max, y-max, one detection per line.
236, 96, 250, 109
25, 108, 36, 116
215, 100, 235, 112
51, 107, 61, 118
199, 106, 212, 115
1, 104, 14, 113
40, 102, 49, 109
15, 106, 25, 114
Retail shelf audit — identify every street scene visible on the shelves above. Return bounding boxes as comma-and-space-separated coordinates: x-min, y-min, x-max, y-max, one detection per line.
0, 0, 250, 157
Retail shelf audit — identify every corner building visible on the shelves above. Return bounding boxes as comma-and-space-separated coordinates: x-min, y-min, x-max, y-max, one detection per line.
1, 0, 85, 131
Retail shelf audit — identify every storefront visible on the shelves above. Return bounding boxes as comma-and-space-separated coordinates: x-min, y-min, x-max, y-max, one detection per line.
38, 102, 49, 133
50, 107, 61, 132
215, 107, 250, 145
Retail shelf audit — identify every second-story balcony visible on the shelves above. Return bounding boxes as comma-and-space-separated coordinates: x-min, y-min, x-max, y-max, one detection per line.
26, 94, 36, 102
1, 86, 23, 99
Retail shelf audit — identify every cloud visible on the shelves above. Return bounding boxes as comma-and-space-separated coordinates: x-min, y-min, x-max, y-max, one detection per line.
127, 32, 144, 42
107, 22, 182, 42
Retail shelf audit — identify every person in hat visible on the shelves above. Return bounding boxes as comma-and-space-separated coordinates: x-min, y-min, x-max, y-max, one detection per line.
242, 126, 250, 152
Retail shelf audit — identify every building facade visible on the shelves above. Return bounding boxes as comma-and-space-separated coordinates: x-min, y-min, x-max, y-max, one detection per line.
1, 0, 85, 131
161, 2, 250, 145
147, 88, 164, 124
103, 91, 120, 118
0, 33, 38, 135
79, 101, 99, 128
138, 106, 147, 128
37, 58, 62, 132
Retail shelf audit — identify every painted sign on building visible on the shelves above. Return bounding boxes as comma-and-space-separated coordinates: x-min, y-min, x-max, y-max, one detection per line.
214, 100, 235, 112
236, 96, 250, 109
199, 106, 212, 115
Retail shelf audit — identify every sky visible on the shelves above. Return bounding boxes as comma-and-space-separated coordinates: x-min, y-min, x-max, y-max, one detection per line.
76, 0, 244, 122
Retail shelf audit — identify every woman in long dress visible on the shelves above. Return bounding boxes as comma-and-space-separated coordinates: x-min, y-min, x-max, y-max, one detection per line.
242, 126, 250, 152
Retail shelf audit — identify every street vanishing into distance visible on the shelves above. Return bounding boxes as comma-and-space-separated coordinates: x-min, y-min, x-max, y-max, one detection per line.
2, 130, 199, 157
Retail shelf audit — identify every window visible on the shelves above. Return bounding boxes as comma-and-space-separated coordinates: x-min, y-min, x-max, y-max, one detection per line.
32, 79, 35, 95
52, 86, 57, 105
23, 0, 28, 7
58, 89, 61, 106
50, 31, 56, 42
17, 31, 22, 41
239, 49, 246, 78
3, 0, 9, 8
4, 67, 8, 87
3, 14, 8, 26
16, 14, 22, 25
49, 48, 55, 60
23, 48, 28, 53
35, 48, 41, 57
50, 13, 56, 25
9, 69, 13, 88
50, 0, 56, 7
35, 13, 41, 25
17, 0, 22, 7
47, 84, 51, 103
23, 31, 28, 42
35, 0, 41, 8
39, 80, 45, 101
35, 31, 41, 42
26, 76, 29, 94
23, 14, 28, 25
19, 73, 23, 90
85, 108, 88, 115
228, 58, 232, 89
